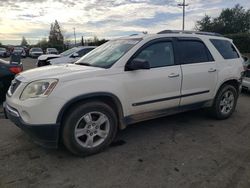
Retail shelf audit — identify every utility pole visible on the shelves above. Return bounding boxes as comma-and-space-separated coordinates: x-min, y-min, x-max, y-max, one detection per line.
178, 0, 189, 31
73, 27, 76, 46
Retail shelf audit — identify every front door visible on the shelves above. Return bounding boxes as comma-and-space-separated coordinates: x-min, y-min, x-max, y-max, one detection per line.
123, 39, 182, 115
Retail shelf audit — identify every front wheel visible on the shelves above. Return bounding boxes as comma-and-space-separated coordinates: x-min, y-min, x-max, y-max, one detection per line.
62, 101, 118, 156
210, 85, 238, 119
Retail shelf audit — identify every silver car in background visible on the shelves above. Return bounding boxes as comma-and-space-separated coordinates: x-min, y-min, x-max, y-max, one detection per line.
46, 48, 58, 54
0, 47, 7, 57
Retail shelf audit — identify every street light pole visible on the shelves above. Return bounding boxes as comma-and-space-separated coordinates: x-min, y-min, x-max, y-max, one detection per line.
178, 0, 189, 31
73, 27, 76, 46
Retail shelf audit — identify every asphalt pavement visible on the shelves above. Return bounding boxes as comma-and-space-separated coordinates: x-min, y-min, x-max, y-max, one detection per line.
0, 57, 250, 188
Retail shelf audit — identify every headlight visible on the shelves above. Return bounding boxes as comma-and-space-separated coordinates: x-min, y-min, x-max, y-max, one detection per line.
20, 79, 58, 100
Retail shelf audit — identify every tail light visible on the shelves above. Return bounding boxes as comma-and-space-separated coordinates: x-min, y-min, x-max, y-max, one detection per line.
9, 66, 23, 74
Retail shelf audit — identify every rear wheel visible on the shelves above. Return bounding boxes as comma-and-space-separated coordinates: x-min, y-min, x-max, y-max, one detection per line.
62, 101, 118, 156
210, 85, 238, 119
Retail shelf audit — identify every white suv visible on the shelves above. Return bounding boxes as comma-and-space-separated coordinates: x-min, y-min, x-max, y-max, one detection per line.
4, 31, 244, 156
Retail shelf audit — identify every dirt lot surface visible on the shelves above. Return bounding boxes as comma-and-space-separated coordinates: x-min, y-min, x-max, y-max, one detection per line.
0, 58, 250, 188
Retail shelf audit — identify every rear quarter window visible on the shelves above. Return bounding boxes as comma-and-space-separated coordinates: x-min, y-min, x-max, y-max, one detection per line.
210, 39, 239, 59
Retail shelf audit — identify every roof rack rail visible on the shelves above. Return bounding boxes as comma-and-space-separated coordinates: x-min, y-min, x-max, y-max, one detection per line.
157, 30, 222, 37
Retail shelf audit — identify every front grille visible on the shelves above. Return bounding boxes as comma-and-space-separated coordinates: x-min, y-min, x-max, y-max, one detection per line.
8, 79, 21, 96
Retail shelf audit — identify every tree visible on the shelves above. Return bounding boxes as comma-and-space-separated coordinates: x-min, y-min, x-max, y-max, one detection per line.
81, 36, 84, 46
195, 15, 213, 32
37, 38, 49, 49
21, 36, 28, 46
48, 20, 64, 50
195, 4, 250, 34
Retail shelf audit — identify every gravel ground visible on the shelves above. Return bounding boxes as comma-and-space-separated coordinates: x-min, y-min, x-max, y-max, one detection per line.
0, 58, 250, 188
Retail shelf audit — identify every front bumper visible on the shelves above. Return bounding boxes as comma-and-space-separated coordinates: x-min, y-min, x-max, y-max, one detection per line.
4, 102, 60, 148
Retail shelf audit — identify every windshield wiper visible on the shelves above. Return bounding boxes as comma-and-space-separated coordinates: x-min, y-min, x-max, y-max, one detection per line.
75, 62, 91, 66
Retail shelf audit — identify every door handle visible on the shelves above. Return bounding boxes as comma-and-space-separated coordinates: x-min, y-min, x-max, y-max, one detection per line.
208, 68, 217, 73
168, 73, 180, 78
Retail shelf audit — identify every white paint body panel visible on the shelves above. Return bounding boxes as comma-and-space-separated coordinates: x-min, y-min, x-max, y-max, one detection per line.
6, 33, 244, 125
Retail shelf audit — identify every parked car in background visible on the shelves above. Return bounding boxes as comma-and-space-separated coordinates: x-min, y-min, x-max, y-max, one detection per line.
4, 31, 244, 156
46, 48, 58, 55
37, 46, 96, 67
0, 59, 23, 103
13, 47, 26, 58
0, 48, 7, 57
242, 70, 250, 92
242, 55, 250, 70
29, 47, 44, 58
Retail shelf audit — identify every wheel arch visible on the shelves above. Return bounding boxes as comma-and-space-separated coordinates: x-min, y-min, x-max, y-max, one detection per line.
56, 92, 126, 130
216, 79, 241, 96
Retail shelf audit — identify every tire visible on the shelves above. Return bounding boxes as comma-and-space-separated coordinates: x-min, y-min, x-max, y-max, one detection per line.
210, 85, 238, 119
62, 101, 118, 156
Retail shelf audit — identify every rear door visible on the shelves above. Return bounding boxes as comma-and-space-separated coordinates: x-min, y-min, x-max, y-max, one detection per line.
176, 38, 218, 106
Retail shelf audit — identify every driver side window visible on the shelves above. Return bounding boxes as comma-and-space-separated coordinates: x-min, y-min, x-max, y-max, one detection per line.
134, 41, 175, 68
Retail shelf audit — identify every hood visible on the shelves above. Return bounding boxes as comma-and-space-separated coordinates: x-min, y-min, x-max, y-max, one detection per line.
16, 64, 104, 82
38, 54, 61, 61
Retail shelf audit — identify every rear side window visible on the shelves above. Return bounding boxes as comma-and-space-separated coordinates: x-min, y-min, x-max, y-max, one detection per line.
210, 39, 239, 59
177, 40, 213, 64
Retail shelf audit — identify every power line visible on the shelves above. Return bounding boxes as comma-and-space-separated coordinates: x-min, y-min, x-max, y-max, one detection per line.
178, 0, 189, 31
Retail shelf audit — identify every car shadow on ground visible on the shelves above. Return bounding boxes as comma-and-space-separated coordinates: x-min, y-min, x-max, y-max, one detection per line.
25, 108, 211, 158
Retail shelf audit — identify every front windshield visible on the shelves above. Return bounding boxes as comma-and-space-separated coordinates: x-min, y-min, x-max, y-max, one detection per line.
0, 48, 5, 51
75, 39, 141, 68
60, 47, 78, 56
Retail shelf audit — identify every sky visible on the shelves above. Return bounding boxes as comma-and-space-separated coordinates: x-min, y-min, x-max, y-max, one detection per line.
0, 0, 249, 45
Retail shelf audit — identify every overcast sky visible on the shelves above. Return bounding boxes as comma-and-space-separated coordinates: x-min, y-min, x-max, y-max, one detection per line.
0, 0, 249, 45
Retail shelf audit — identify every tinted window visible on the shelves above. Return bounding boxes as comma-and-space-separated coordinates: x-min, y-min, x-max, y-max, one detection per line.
210, 39, 239, 59
178, 40, 212, 64
78, 48, 94, 57
78, 49, 87, 57
134, 42, 174, 68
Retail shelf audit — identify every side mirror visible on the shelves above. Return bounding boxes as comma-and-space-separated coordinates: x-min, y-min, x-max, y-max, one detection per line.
125, 58, 150, 71
71, 52, 79, 58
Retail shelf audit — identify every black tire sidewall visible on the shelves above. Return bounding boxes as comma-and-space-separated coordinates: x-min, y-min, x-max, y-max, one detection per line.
62, 102, 118, 156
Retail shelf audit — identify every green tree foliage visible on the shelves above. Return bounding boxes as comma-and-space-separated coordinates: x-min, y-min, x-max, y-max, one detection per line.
81, 36, 84, 46
21, 36, 28, 46
87, 36, 108, 46
195, 4, 250, 34
37, 38, 49, 49
48, 20, 64, 50
225, 33, 250, 53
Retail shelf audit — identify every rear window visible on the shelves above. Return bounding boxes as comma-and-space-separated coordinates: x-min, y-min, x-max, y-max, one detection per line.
178, 40, 213, 64
210, 39, 239, 59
